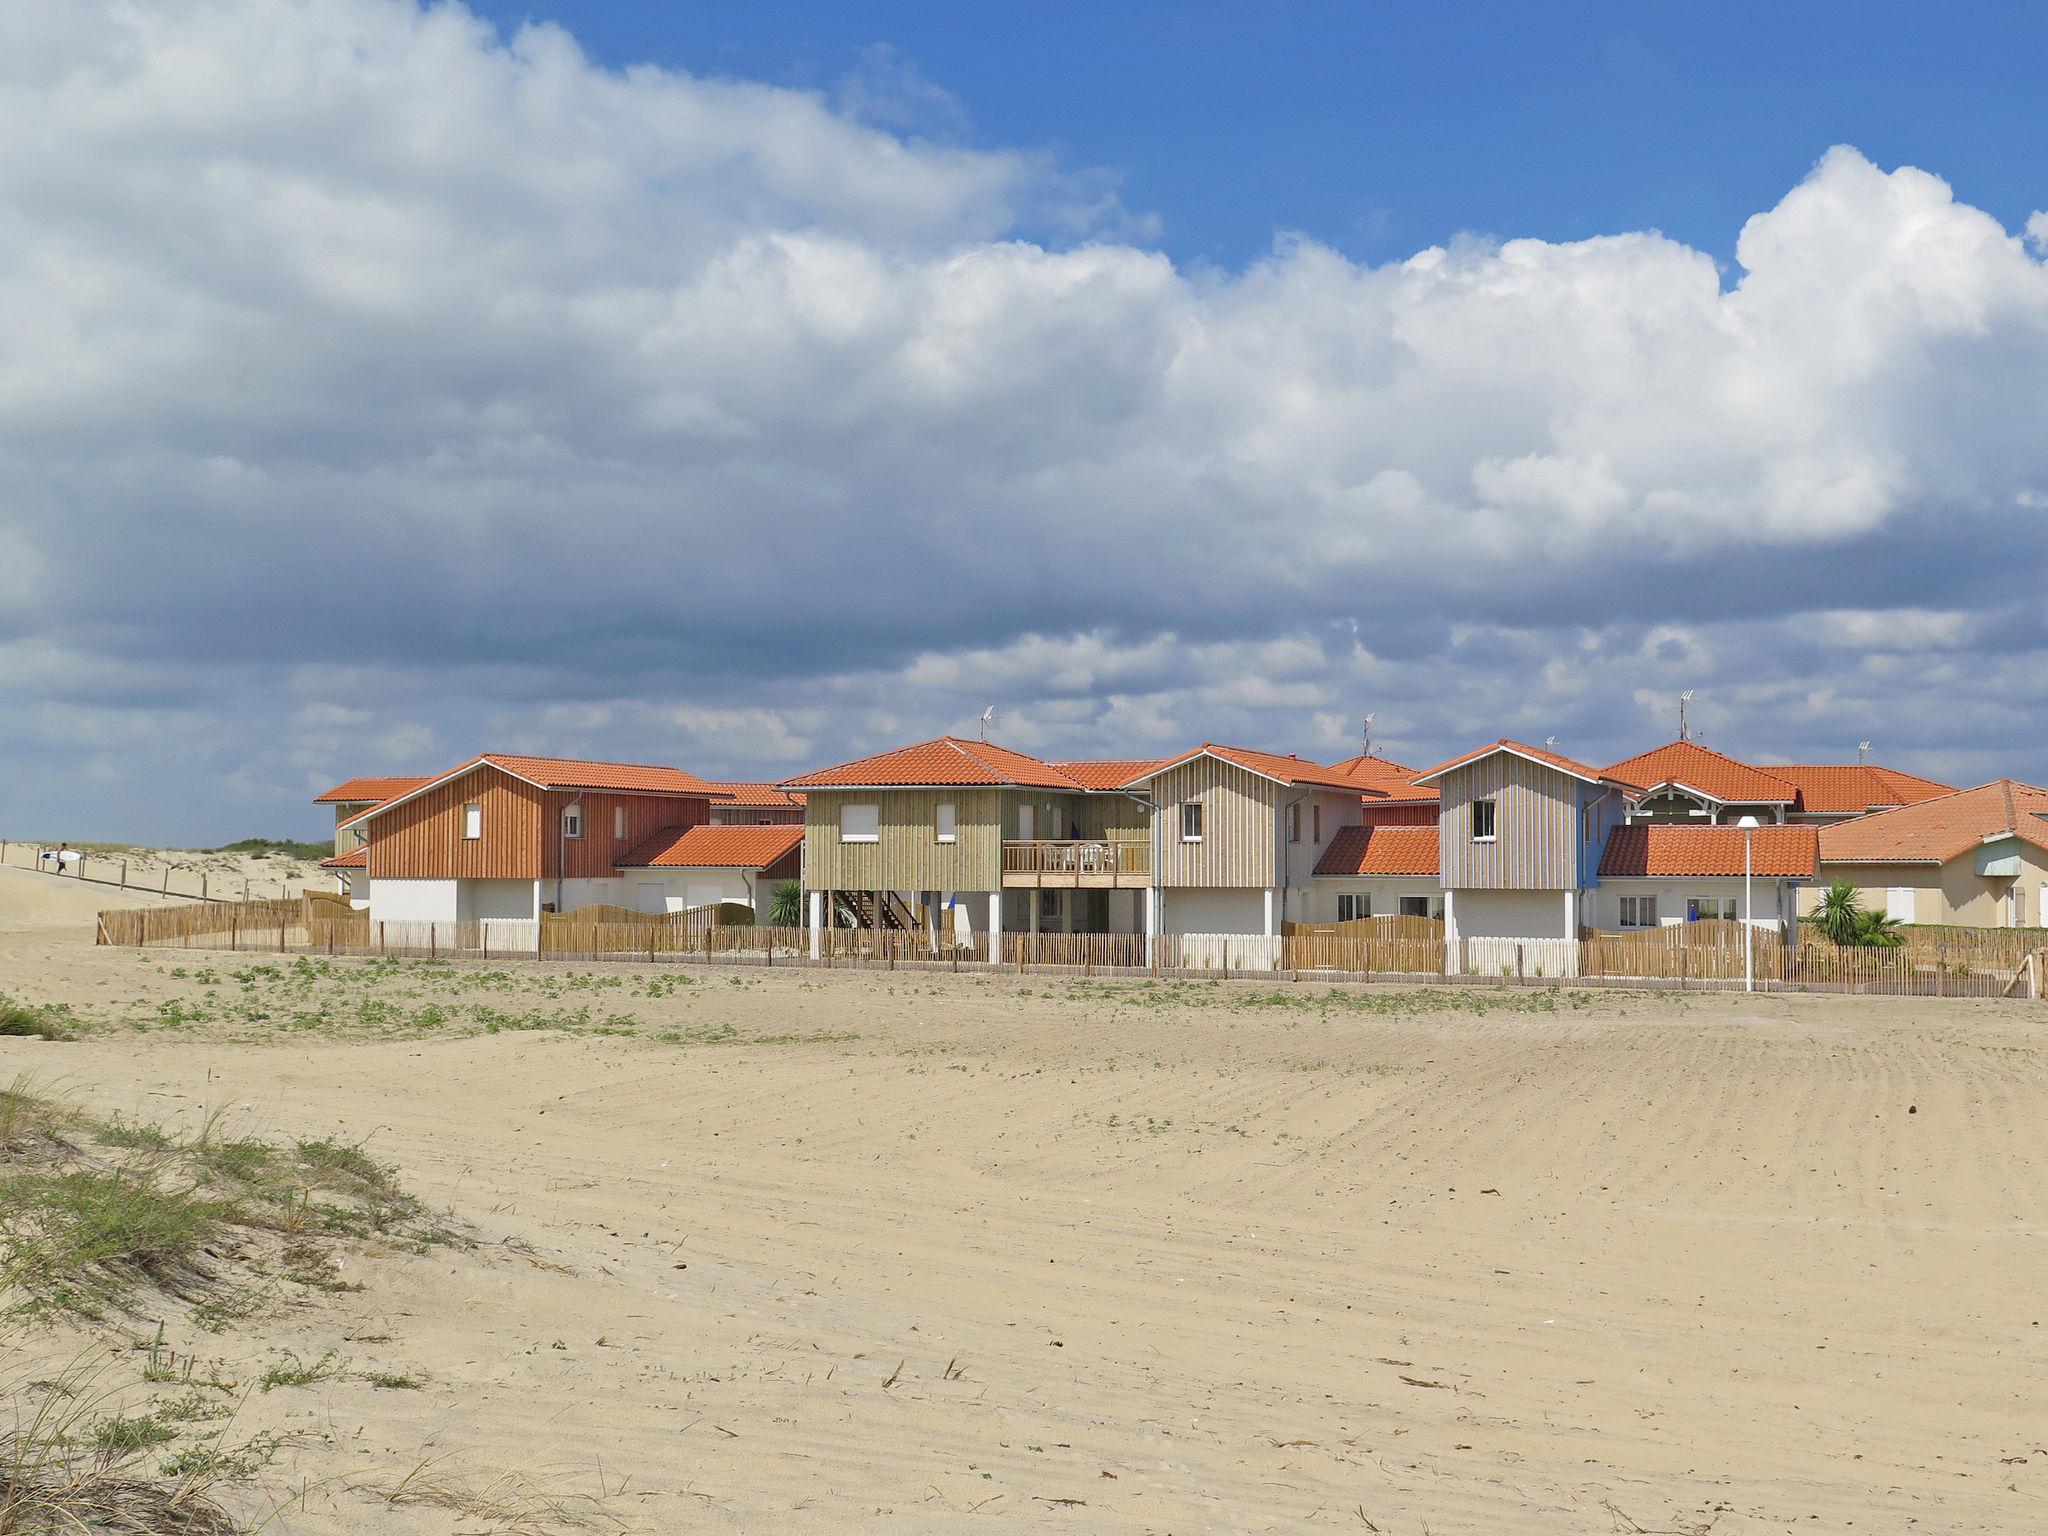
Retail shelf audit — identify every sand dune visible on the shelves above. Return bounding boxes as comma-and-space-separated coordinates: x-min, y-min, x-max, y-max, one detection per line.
3, 916, 2046, 1532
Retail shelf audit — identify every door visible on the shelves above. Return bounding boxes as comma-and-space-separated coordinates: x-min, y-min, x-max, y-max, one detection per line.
1018, 803, 1034, 842
1885, 887, 1916, 924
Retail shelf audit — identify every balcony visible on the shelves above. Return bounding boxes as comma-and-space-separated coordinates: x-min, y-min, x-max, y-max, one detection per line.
1002, 839, 1151, 888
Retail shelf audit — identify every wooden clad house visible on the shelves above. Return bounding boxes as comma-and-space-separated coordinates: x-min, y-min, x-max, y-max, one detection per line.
335, 754, 725, 927
1413, 740, 1633, 969
1601, 741, 1954, 827
704, 783, 806, 826
314, 776, 430, 855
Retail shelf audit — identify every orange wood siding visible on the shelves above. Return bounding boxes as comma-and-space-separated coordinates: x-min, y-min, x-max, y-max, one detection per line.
543, 790, 709, 880
1358, 803, 1439, 828
366, 767, 544, 880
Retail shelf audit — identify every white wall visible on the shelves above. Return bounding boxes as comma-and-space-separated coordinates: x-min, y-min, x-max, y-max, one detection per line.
1160, 887, 1267, 937
344, 875, 371, 912
622, 868, 759, 914
1592, 878, 1792, 931
1450, 888, 1573, 941
369, 878, 458, 924
556, 877, 630, 912
458, 879, 539, 922
1302, 877, 1443, 922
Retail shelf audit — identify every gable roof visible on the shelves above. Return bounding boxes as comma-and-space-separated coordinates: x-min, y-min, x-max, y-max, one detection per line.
339, 753, 725, 829
1049, 759, 1168, 791
318, 846, 368, 869
616, 823, 805, 870
1413, 739, 1609, 787
1313, 824, 1440, 878
1601, 742, 1797, 804
1770, 764, 1956, 816
781, 737, 1086, 791
1122, 744, 1369, 792
1598, 824, 1819, 880
313, 775, 432, 805
705, 781, 806, 808
1817, 780, 2048, 866
1324, 752, 1439, 804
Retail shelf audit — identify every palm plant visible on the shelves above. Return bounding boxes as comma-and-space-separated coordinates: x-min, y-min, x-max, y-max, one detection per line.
767, 880, 802, 928
1852, 909, 1905, 948
1812, 880, 1864, 946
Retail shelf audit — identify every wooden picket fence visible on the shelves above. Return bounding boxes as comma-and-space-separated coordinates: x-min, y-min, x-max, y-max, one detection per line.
97, 898, 2047, 998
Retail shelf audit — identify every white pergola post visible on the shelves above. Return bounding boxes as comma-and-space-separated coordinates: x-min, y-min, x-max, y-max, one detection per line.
988, 890, 1003, 965
1143, 887, 1157, 967
1262, 887, 1276, 938
807, 889, 823, 960
1442, 888, 1458, 975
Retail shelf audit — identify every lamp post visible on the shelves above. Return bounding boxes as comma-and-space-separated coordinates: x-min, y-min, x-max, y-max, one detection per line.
1736, 815, 1759, 993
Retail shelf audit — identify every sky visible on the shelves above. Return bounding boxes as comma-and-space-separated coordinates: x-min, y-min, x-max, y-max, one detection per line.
1, 1, 2045, 845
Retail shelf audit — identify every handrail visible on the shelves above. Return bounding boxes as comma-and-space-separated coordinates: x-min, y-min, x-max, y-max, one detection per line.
1001, 838, 1150, 876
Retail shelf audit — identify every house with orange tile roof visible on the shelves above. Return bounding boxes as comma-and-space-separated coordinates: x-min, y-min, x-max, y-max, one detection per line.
780, 736, 1154, 956
1593, 824, 1819, 933
1809, 780, 2048, 927
1601, 742, 1953, 826
319, 753, 730, 933
704, 782, 806, 826
614, 824, 803, 916
1308, 824, 1444, 921
1412, 740, 1636, 971
313, 775, 433, 857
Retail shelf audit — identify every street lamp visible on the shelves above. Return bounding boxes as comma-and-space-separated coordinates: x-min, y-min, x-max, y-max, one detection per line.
1735, 815, 1759, 993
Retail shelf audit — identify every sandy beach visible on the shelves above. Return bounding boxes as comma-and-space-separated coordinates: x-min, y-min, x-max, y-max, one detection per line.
3, 866, 2046, 1533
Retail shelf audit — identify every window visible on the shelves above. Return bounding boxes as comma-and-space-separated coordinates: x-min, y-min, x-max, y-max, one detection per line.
841, 803, 880, 842
562, 803, 583, 839
614, 805, 627, 839
1312, 805, 1322, 843
935, 802, 957, 843
1619, 895, 1659, 928
1018, 804, 1035, 841
1399, 895, 1432, 918
1686, 897, 1735, 922
1180, 802, 1204, 842
1471, 798, 1496, 841
462, 803, 481, 840
1583, 802, 1596, 843
1337, 893, 1370, 922
1287, 804, 1301, 843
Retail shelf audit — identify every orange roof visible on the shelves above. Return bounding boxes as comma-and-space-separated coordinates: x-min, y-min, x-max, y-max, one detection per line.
1124, 744, 1368, 792
1325, 752, 1439, 803
319, 847, 367, 869
1818, 780, 2048, 866
1599, 824, 1819, 879
705, 781, 806, 808
1771, 764, 1955, 816
1049, 759, 1168, 791
314, 775, 431, 805
1601, 742, 1796, 804
340, 753, 723, 829
616, 823, 805, 869
782, 737, 1086, 790
1414, 739, 1608, 786
1314, 824, 1440, 878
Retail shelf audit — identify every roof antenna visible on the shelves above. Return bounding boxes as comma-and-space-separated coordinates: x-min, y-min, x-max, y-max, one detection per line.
1677, 690, 1695, 743
979, 705, 995, 743
1360, 713, 1376, 759
1545, 735, 1558, 750
1857, 739, 1871, 765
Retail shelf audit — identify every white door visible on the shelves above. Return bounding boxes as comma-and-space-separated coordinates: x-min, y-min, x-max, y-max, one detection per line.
1018, 804, 1034, 842
634, 881, 668, 915
1885, 887, 1916, 924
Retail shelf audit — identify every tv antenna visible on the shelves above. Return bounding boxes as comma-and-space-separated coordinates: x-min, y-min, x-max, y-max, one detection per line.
1545, 735, 1558, 750
1360, 713, 1376, 758
979, 705, 995, 742
1677, 690, 1695, 743
1857, 739, 1871, 764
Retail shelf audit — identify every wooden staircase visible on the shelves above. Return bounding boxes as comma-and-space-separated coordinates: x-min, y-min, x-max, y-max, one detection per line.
837, 892, 922, 932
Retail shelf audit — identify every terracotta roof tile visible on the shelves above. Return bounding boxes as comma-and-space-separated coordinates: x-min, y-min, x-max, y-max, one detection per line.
617, 823, 805, 869
1771, 764, 1956, 815
704, 781, 806, 808
1817, 780, 2048, 865
1324, 752, 1439, 803
1599, 824, 1819, 879
314, 775, 432, 804
1048, 759, 1168, 790
1313, 824, 1441, 878
782, 737, 1086, 790
1415, 739, 1608, 785
1126, 744, 1369, 791
318, 847, 367, 869
1600, 742, 1797, 804
479, 754, 722, 796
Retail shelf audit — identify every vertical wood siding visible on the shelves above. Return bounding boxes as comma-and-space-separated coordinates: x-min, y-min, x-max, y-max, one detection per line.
544, 790, 706, 880
801, 787, 1003, 891
1152, 757, 1279, 888
1439, 754, 1580, 890
367, 767, 544, 880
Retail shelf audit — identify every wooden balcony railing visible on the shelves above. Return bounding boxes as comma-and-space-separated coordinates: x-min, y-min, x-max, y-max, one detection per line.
1001, 839, 1150, 880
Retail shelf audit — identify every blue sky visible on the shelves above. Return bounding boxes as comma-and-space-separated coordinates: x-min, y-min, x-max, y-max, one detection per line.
0, 1, 2044, 844
470, 1, 2048, 271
